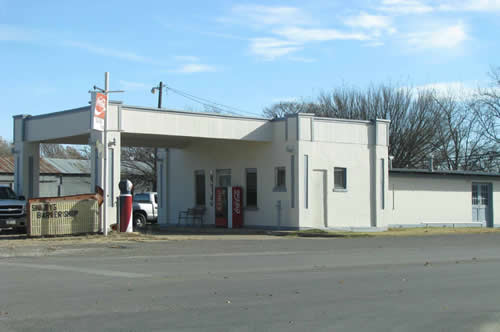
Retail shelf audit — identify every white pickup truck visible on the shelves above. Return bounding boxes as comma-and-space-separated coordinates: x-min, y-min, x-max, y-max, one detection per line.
133, 192, 158, 228
0, 185, 27, 232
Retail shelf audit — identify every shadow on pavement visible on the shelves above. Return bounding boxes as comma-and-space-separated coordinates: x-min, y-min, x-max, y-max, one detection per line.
138, 224, 276, 236
0, 229, 28, 240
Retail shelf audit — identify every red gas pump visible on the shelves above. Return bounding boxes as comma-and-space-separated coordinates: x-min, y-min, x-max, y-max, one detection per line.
119, 179, 133, 233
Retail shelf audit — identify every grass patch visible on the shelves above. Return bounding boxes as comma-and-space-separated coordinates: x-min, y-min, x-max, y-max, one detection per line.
275, 227, 500, 238
279, 229, 373, 238
380, 227, 500, 237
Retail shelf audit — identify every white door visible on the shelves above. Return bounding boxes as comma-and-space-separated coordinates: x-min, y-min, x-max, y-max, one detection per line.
472, 183, 491, 226
312, 170, 327, 229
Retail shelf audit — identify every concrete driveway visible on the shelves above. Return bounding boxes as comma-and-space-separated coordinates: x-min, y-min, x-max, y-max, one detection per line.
1, 233, 500, 331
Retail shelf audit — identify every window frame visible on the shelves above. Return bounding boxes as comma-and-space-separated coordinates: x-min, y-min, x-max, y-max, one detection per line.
274, 166, 287, 192
216, 169, 232, 187
333, 167, 347, 191
245, 168, 258, 208
194, 170, 206, 207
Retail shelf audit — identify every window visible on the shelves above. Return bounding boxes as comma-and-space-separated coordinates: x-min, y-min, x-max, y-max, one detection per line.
195, 170, 206, 206
133, 193, 150, 203
334, 167, 347, 190
246, 169, 258, 208
216, 169, 231, 187
0, 187, 17, 200
274, 167, 286, 191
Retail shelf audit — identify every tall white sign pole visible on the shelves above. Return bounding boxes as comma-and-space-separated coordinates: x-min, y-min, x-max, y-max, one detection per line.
90, 73, 123, 236
103, 72, 109, 236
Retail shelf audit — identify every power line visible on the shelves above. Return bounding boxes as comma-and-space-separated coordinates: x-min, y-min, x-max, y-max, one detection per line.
164, 85, 262, 117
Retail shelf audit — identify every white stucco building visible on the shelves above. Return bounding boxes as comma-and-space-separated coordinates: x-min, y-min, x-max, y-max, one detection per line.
12, 98, 500, 232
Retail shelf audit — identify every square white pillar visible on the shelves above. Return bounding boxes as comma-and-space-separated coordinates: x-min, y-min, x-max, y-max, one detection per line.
13, 115, 40, 198
157, 148, 169, 225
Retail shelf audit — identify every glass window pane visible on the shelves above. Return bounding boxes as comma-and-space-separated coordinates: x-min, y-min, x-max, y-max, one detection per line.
133, 193, 150, 203
216, 169, 231, 187
246, 169, 257, 207
276, 167, 286, 187
334, 167, 346, 189
195, 171, 206, 206
472, 184, 478, 205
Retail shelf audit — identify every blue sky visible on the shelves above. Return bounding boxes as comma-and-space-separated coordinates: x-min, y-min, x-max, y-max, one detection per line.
1, 0, 499, 140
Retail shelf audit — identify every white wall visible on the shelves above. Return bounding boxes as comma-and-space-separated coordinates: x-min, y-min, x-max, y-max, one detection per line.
166, 115, 390, 230
166, 120, 299, 228
388, 174, 500, 226
23, 108, 91, 142
298, 116, 389, 229
121, 107, 273, 142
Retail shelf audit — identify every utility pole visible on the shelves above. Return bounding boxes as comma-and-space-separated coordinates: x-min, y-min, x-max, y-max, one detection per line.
157, 81, 163, 108
152, 81, 164, 108
151, 81, 165, 192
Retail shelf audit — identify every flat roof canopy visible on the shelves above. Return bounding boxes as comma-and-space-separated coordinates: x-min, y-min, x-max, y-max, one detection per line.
17, 102, 273, 147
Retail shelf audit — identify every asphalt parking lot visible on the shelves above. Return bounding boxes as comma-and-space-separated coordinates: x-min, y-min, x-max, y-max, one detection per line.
2, 233, 500, 331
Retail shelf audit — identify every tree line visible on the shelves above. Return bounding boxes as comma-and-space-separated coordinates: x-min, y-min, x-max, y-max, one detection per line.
264, 67, 500, 172
1, 67, 498, 188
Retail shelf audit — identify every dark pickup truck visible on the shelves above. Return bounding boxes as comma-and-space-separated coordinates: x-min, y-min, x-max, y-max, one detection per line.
0, 185, 27, 232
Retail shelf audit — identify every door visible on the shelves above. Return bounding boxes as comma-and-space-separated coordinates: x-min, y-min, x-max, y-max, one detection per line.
472, 183, 491, 227
312, 170, 327, 228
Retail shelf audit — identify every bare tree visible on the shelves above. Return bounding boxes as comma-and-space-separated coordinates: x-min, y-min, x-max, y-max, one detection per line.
432, 94, 489, 171
0, 137, 12, 157
474, 66, 500, 144
263, 82, 500, 171
40, 144, 87, 159
263, 101, 308, 118
265, 85, 442, 169
121, 147, 155, 192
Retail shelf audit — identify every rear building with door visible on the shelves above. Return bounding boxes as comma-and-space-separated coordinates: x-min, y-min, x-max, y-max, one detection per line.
387, 169, 500, 228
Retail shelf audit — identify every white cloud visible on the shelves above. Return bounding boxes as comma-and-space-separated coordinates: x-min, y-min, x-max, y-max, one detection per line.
64, 40, 159, 64
274, 27, 370, 43
379, 0, 434, 14
407, 23, 467, 49
412, 81, 476, 99
175, 64, 216, 73
119, 80, 146, 90
223, 5, 310, 26
378, 0, 500, 14
438, 0, 500, 12
272, 97, 300, 103
249, 38, 302, 60
344, 12, 393, 30
173, 55, 200, 62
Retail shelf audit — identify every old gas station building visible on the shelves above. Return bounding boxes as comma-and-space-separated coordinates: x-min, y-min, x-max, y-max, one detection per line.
12, 94, 500, 233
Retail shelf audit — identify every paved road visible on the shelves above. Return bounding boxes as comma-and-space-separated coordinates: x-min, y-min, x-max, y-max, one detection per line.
1, 234, 500, 331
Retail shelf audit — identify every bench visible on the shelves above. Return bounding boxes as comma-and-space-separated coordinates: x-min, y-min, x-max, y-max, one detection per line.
178, 207, 206, 226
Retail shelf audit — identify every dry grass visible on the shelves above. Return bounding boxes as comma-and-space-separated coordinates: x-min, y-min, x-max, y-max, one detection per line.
378, 227, 500, 237
0, 231, 171, 248
287, 227, 500, 238
1, 227, 499, 248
